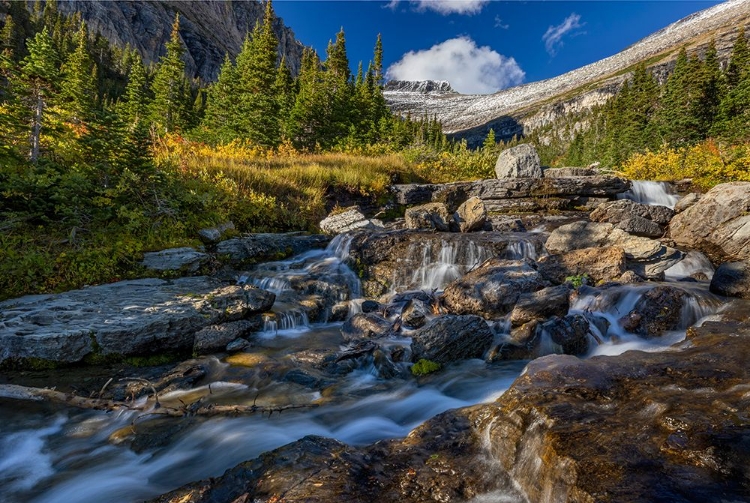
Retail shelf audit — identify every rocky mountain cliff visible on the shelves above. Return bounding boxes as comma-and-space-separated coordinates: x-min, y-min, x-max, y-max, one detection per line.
53, 0, 305, 81
385, 0, 750, 145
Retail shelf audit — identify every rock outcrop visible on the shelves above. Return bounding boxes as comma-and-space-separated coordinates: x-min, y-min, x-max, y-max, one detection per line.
54, 0, 305, 81
410, 315, 494, 364
0, 278, 275, 367
141, 247, 210, 273
319, 207, 383, 235
669, 182, 750, 263
710, 261, 750, 298
404, 203, 451, 231
215, 233, 328, 265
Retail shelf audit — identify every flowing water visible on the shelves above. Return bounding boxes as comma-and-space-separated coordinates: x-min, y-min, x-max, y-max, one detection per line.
619, 180, 680, 208
0, 231, 728, 503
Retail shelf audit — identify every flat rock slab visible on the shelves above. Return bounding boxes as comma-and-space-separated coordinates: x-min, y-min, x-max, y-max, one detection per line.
0, 277, 275, 367
215, 233, 329, 266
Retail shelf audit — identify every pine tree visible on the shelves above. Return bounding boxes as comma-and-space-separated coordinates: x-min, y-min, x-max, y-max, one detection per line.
482, 128, 496, 152
274, 55, 294, 139
149, 14, 189, 135
201, 53, 238, 143
656, 47, 702, 147
694, 40, 723, 138
234, 0, 280, 146
321, 28, 352, 146
20, 26, 59, 162
117, 52, 152, 173
59, 23, 97, 124
287, 47, 325, 149
726, 26, 749, 89
372, 34, 384, 87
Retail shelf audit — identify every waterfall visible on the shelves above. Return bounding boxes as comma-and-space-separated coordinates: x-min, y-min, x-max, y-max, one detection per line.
664, 251, 715, 281
620, 181, 679, 208
394, 240, 492, 292
503, 240, 538, 261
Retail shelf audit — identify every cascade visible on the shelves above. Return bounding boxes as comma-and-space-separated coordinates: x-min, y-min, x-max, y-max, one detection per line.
620, 180, 680, 208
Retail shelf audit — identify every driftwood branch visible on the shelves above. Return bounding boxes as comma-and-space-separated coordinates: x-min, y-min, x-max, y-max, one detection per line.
0, 384, 317, 419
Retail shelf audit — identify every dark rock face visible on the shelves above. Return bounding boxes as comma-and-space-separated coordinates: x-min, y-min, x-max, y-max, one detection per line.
510, 285, 571, 327
410, 315, 494, 364
540, 314, 591, 355
619, 286, 686, 337
591, 198, 674, 226
710, 261, 750, 299
215, 233, 328, 266
56, 0, 304, 81
442, 259, 547, 319
669, 182, 750, 263
401, 298, 431, 329
193, 319, 260, 355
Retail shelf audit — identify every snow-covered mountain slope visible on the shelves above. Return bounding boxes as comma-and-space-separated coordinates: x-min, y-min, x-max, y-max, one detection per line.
385, 0, 750, 144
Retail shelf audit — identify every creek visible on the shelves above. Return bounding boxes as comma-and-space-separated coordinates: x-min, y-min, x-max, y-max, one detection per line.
0, 184, 730, 503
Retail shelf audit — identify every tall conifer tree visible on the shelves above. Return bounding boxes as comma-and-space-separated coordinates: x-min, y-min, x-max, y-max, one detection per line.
150, 14, 189, 135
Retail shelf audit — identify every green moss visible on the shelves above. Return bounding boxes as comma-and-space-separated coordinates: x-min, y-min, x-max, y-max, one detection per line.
565, 274, 590, 288
411, 359, 441, 376
0, 357, 61, 371
124, 352, 182, 367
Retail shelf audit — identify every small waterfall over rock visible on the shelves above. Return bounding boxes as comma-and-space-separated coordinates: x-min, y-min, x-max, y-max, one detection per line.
620, 181, 679, 208
664, 250, 715, 281
393, 239, 492, 292
503, 239, 539, 261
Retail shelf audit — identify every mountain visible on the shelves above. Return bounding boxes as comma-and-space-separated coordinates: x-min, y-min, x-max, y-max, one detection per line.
384, 0, 750, 146
51, 0, 305, 80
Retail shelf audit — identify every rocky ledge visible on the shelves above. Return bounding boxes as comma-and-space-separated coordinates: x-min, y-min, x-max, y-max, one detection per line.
152, 304, 750, 503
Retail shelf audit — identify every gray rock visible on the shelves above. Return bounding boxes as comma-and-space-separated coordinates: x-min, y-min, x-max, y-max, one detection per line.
545, 221, 615, 254
410, 315, 494, 364
453, 196, 487, 233
510, 285, 571, 327
404, 203, 451, 231
198, 221, 235, 243
674, 192, 701, 213
615, 216, 665, 238
710, 261, 750, 299
341, 313, 394, 342
0, 278, 276, 367
216, 233, 328, 265
141, 247, 209, 273
226, 338, 252, 352
618, 286, 687, 338
537, 246, 627, 285
495, 144, 543, 178
194, 319, 258, 355
329, 302, 350, 322
319, 207, 384, 235
442, 259, 547, 319
669, 182, 750, 262
618, 270, 644, 284
402, 298, 431, 329
591, 199, 674, 226
543, 167, 598, 177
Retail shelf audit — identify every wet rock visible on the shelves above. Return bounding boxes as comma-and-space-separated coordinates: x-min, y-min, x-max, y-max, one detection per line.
141, 247, 209, 273
216, 233, 329, 266
442, 258, 547, 319
193, 319, 259, 355
540, 314, 591, 355
0, 278, 276, 367
543, 166, 598, 177
669, 182, 750, 262
404, 202, 451, 231
591, 199, 674, 226
341, 313, 394, 342
618, 270, 645, 284
226, 338, 251, 352
489, 321, 542, 361
410, 315, 494, 364
453, 196, 487, 232
710, 261, 750, 299
360, 300, 381, 314
537, 246, 627, 284
329, 302, 350, 322
619, 286, 686, 338
198, 221, 235, 244
616, 216, 665, 238
319, 207, 384, 235
510, 285, 571, 327
401, 298, 431, 329
495, 143, 543, 178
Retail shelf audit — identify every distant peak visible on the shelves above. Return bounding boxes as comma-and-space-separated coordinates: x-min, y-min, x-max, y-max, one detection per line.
384, 80, 455, 93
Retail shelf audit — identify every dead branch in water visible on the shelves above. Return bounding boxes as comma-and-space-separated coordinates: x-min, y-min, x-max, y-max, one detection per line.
0, 383, 317, 418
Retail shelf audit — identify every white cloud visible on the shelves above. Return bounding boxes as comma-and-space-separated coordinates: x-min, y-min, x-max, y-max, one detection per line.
386, 36, 525, 94
543, 13, 585, 56
386, 0, 489, 15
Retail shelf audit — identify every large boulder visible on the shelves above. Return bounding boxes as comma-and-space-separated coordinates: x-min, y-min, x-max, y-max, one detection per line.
216, 233, 329, 266
453, 196, 487, 232
591, 199, 674, 226
341, 313, 394, 342
319, 207, 384, 235
495, 144, 543, 179
193, 319, 260, 355
141, 247, 209, 273
540, 314, 591, 355
710, 261, 750, 299
669, 182, 750, 262
404, 203, 451, 231
537, 246, 627, 285
442, 259, 547, 319
410, 315, 494, 364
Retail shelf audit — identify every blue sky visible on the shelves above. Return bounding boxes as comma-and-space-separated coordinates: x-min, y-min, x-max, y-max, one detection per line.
273, 0, 723, 94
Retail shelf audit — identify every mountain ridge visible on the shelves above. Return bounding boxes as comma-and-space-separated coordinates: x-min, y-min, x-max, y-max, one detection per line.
384, 0, 750, 145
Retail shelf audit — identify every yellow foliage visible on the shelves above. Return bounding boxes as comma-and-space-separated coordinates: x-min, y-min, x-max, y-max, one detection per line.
620, 140, 750, 190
